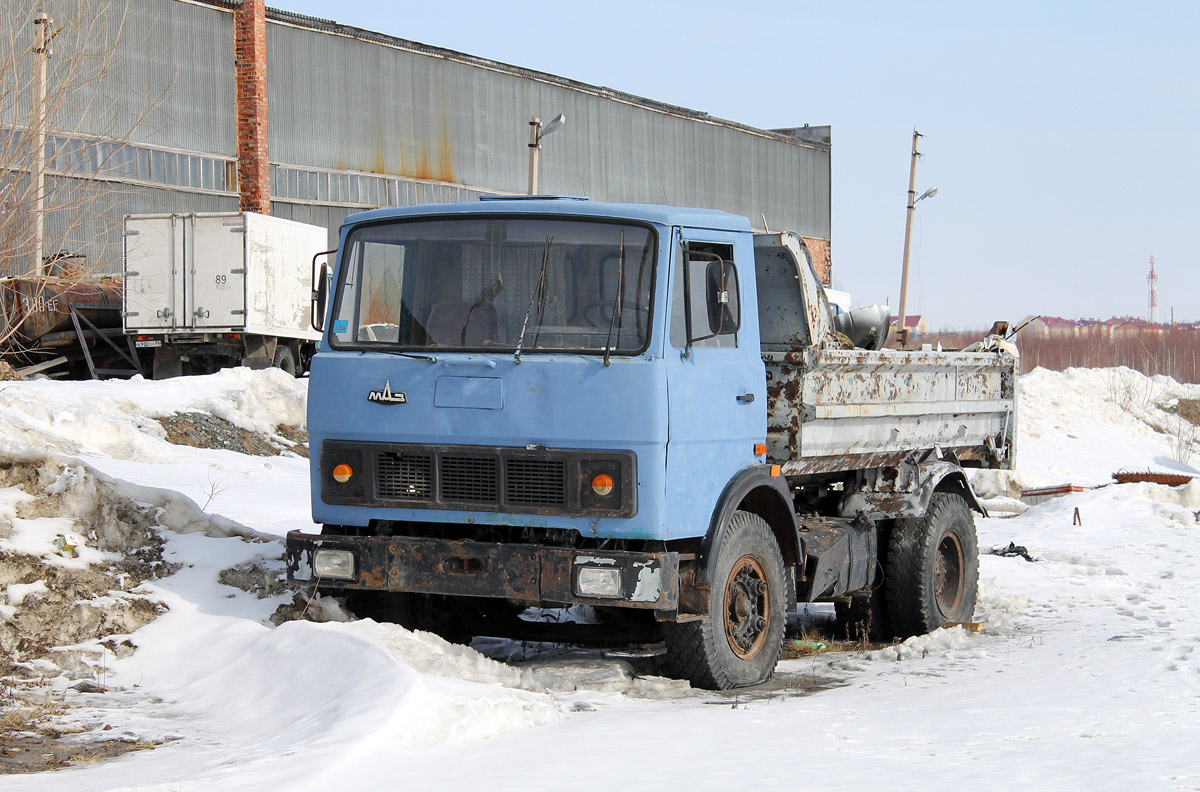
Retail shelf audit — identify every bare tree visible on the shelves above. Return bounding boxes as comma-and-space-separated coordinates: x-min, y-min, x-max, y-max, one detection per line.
1, 0, 162, 353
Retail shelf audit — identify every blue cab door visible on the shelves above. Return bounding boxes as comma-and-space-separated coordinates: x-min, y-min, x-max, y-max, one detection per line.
662, 227, 767, 540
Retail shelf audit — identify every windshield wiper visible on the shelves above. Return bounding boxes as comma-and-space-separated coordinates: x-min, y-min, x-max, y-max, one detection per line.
603, 231, 626, 367
376, 349, 437, 363
514, 235, 553, 365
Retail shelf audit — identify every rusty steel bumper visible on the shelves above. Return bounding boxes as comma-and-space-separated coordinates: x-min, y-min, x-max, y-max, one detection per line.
285, 530, 681, 611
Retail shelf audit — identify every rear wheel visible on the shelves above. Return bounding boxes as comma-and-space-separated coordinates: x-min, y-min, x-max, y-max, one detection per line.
885, 492, 978, 637
663, 511, 786, 689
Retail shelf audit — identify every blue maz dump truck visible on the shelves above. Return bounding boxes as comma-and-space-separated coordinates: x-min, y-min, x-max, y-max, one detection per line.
286, 197, 1018, 689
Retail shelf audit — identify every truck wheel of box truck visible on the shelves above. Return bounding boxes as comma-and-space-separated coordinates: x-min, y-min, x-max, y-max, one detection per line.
884, 492, 979, 637
663, 511, 786, 690
272, 344, 296, 377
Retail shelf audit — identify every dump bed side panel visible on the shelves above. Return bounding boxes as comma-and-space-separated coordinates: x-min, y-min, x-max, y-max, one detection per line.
765, 347, 1017, 474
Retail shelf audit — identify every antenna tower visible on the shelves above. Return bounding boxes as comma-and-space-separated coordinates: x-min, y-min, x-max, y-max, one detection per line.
1147, 256, 1158, 325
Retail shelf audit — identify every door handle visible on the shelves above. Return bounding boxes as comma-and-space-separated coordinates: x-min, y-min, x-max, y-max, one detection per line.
736, 393, 755, 404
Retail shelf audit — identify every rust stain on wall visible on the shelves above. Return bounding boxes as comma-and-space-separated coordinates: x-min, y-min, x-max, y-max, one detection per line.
436, 106, 455, 183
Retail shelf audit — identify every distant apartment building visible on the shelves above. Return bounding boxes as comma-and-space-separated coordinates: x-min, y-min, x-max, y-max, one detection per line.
1021, 315, 1184, 338
890, 315, 928, 336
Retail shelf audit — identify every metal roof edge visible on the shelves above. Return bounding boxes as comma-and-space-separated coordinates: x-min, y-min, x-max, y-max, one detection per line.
255, 4, 829, 152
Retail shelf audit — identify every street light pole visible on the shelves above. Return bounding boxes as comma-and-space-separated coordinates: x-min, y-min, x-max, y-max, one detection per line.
32, 12, 54, 277
527, 113, 565, 195
527, 117, 541, 195
897, 129, 936, 347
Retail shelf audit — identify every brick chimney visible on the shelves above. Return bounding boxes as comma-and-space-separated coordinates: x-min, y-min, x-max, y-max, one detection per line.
234, 0, 269, 214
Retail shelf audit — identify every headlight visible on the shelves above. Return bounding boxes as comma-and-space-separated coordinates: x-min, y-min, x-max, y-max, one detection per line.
576, 565, 622, 598
314, 549, 355, 580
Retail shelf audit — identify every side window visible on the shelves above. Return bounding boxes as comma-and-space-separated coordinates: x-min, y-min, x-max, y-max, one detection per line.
670, 240, 740, 349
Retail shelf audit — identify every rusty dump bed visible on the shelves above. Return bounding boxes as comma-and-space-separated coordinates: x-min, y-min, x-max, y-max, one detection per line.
752, 232, 1018, 477
764, 345, 1018, 475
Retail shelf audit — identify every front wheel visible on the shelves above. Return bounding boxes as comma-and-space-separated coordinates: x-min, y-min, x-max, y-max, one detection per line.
663, 511, 786, 690
885, 492, 979, 637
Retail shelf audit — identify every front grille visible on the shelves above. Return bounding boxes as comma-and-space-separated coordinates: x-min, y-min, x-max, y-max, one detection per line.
440, 455, 499, 503
377, 452, 433, 499
505, 458, 567, 506
323, 440, 635, 517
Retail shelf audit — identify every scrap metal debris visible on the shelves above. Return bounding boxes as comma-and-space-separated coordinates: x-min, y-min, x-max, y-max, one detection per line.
989, 542, 1036, 562
1112, 470, 1196, 487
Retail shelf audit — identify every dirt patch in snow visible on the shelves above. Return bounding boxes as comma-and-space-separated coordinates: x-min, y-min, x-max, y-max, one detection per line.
0, 458, 179, 774
1, 733, 158, 775
268, 589, 352, 625
156, 412, 308, 458
1178, 399, 1200, 426
218, 559, 290, 600
274, 423, 310, 458
214, 557, 349, 625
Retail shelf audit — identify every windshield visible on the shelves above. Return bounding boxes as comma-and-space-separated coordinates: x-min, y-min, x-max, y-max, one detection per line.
329, 216, 657, 355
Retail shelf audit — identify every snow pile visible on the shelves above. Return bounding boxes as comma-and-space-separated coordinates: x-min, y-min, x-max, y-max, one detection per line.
0, 368, 305, 465
973, 365, 1200, 497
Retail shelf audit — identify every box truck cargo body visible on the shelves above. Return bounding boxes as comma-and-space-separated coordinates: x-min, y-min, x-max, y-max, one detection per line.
123, 212, 325, 378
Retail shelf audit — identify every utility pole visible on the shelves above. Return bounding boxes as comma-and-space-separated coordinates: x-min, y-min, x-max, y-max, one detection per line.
897, 129, 921, 347
32, 12, 56, 277
1147, 255, 1159, 325
896, 130, 937, 347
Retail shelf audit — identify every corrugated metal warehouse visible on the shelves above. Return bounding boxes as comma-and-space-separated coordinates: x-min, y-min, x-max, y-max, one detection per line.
1, 0, 831, 280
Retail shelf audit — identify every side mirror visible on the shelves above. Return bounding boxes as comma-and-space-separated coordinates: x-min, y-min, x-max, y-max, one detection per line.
311, 250, 335, 332
685, 252, 740, 347
705, 259, 740, 336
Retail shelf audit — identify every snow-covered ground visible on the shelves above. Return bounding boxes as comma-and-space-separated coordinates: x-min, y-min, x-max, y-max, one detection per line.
2, 366, 1199, 790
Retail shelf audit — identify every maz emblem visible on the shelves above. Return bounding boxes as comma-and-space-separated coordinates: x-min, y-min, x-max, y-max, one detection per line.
367, 379, 407, 405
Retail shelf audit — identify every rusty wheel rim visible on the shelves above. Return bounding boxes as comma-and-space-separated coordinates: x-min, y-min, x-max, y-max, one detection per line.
724, 555, 770, 659
934, 531, 965, 617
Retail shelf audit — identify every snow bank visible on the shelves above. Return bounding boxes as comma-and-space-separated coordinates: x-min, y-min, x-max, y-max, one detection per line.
973, 365, 1200, 496
0, 367, 306, 464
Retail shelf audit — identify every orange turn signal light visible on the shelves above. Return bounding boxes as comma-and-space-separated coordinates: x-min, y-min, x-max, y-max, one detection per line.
754, 444, 768, 455
591, 473, 614, 496
332, 463, 354, 483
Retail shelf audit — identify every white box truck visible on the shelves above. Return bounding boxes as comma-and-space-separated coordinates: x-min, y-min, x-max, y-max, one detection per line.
122, 212, 327, 378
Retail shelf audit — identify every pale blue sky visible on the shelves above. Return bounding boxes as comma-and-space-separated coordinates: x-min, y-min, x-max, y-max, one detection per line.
276, 0, 1199, 329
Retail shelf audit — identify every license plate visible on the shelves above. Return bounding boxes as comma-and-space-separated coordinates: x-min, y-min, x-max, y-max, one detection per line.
135, 339, 162, 348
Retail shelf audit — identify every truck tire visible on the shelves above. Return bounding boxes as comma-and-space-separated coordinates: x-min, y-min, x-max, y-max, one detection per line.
663, 511, 786, 690
272, 343, 297, 376
885, 492, 978, 637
